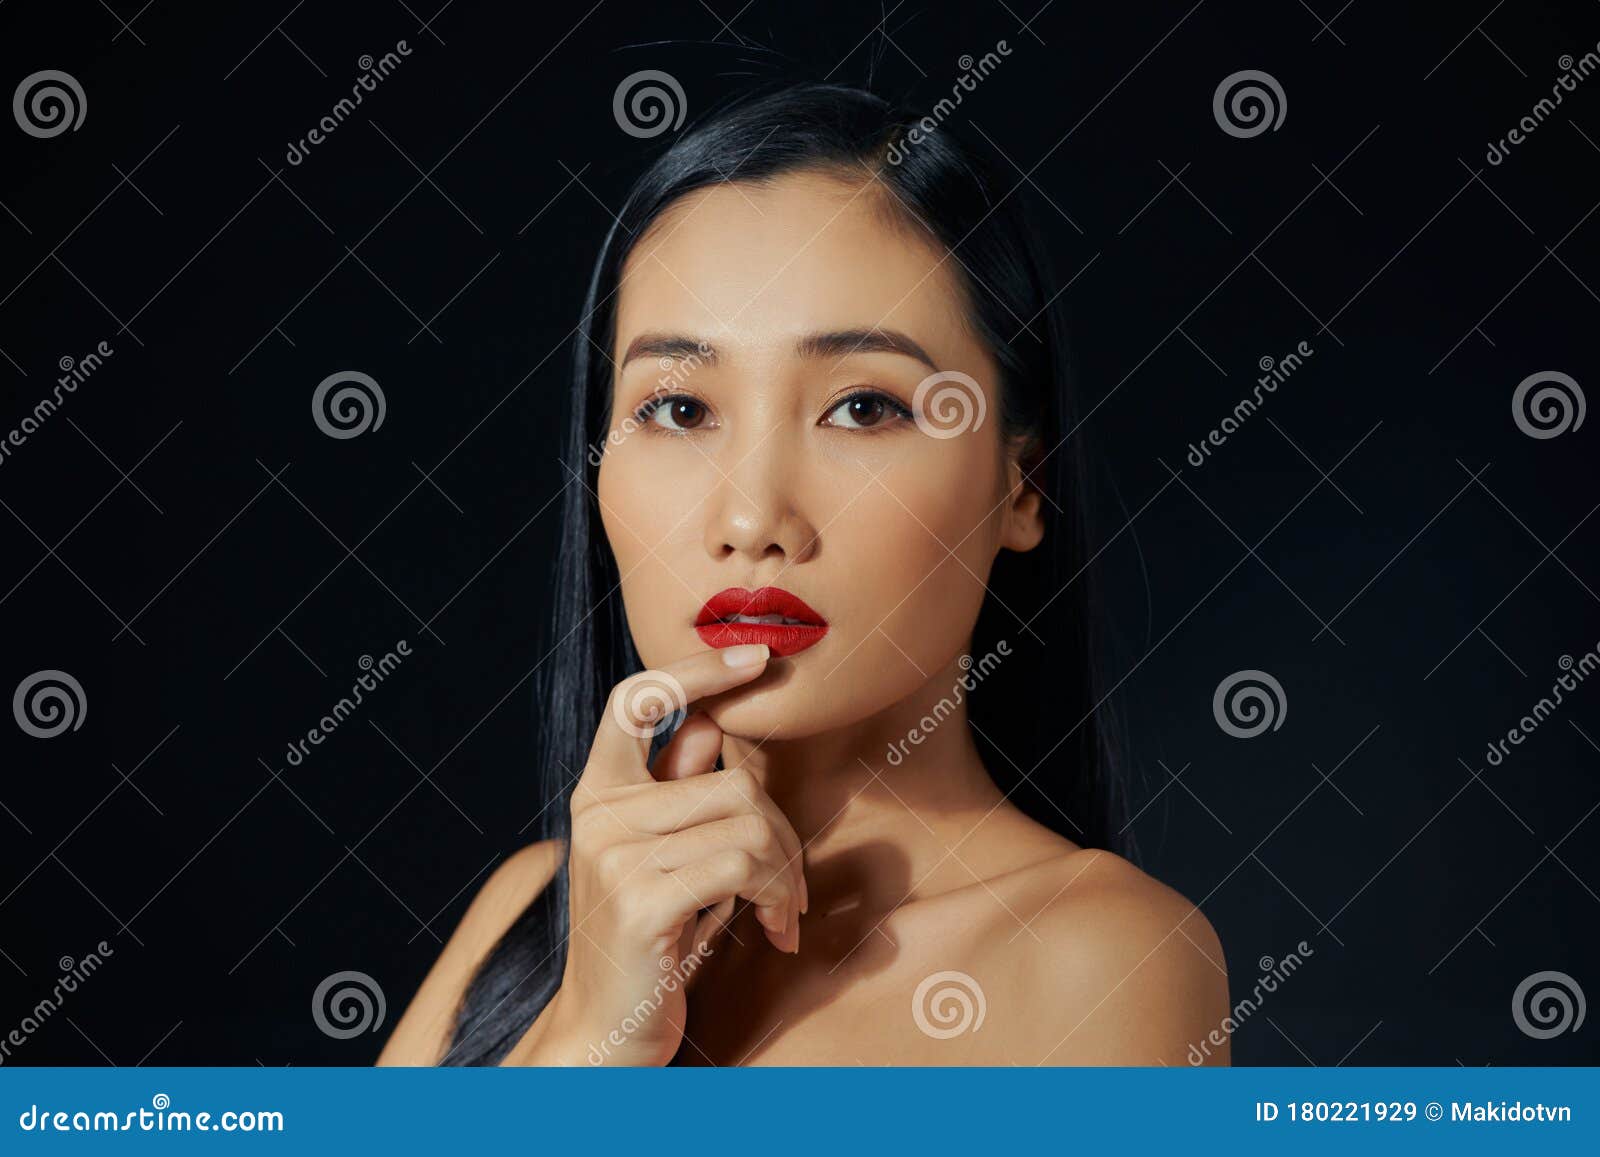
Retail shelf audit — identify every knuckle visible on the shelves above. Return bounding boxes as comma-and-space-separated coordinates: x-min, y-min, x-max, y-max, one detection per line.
593, 843, 632, 884
734, 812, 773, 852
759, 826, 785, 862
725, 847, 759, 879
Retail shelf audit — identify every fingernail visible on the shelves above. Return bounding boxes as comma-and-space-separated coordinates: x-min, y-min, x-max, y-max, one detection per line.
721, 643, 770, 667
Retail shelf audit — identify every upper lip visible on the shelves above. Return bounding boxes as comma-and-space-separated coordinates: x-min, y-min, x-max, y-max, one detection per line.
695, 586, 827, 627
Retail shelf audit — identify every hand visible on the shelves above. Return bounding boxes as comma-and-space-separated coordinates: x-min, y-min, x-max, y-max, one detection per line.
507, 644, 808, 1066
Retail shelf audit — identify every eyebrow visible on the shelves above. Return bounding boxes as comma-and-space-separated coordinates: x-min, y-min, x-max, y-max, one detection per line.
619, 328, 939, 373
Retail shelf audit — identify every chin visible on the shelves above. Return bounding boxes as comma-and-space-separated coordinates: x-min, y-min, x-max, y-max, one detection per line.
701, 697, 814, 742
699, 664, 827, 740
697, 657, 906, 745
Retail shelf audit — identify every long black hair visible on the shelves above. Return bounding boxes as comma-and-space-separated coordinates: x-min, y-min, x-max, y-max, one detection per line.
441, 80, 1131, 1066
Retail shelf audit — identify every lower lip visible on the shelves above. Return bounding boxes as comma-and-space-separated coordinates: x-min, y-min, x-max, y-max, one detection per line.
695, 621, 829, 657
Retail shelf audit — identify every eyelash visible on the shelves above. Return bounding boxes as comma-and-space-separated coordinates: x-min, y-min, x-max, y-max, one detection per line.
631, 389, 914, 433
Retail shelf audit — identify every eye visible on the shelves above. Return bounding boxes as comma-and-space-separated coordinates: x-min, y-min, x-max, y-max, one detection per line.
636, 394, 714, 432
821, 390, 913, 430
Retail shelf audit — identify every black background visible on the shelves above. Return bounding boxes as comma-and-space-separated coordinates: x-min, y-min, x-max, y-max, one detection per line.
1, 0, 1596, 1066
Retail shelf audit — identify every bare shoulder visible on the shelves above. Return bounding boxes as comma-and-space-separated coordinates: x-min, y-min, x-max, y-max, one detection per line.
376, 839, 565, 1066
981, 848, 1230, 1065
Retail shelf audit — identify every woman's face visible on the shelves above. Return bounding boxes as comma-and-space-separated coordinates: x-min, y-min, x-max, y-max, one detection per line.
596, 168, 1042, 740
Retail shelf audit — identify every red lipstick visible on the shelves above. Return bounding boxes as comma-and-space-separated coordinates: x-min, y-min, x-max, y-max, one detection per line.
695, 586, 829, 657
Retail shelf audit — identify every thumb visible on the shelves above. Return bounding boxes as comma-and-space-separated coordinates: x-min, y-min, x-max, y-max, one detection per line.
650, 711, 724, 781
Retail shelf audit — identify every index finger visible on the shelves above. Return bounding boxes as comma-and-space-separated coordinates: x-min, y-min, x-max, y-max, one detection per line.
577, 643, 771, 795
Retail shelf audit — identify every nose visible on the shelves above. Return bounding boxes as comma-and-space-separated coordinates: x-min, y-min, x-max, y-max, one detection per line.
702, 429, 819, 566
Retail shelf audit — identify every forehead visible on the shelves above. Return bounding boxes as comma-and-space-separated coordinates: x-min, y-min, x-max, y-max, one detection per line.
613, 170, 972, 356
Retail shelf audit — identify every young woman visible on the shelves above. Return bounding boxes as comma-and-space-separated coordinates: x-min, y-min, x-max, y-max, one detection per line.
377, 82, 1230, 1066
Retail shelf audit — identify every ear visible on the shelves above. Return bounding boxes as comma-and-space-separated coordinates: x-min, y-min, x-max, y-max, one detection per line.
999, 440, 1045, 554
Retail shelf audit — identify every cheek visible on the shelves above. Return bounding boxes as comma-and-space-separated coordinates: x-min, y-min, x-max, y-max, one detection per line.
597, 453, 656, 565
598, 443, 718, 559
831, 442, 1006, 679
596, 453, 700, 663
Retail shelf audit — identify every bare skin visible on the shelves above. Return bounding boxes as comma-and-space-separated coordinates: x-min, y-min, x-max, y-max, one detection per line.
379, 170, 1231, 1067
